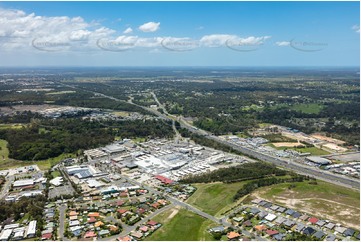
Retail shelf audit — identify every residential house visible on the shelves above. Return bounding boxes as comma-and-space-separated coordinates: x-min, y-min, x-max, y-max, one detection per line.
325, 234, 336, 241
266, 230, 279, 236
84, 231, 97, 239
313, 231, 326, 240
308, 217, 319, 224
324, 223, 335, 230
292, 212, 301, 219
273, 233, 285, 241
303, 227, 316, 236
343, 228, 355, 237
227, 231, 240, 240
335, 226, 347, 234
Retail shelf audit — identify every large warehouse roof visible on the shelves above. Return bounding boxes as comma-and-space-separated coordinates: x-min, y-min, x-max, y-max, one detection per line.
306, 156, 332, 165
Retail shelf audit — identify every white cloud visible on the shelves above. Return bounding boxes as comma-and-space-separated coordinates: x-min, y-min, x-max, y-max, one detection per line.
123, 27, 133, 34
352, 25, 360, 33
0, 8, 116, 52
200, 34, 271, 47
275, 41, 290, 46
138, 21, 160, 32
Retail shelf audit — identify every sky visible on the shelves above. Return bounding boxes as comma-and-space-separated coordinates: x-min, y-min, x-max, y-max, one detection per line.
0, 1, 359, 67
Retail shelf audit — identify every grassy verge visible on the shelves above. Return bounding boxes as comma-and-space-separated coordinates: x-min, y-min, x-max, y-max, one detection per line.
145, 208, 216, 241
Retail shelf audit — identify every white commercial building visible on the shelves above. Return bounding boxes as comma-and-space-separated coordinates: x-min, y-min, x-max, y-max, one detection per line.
13, 179, 34, 187
49, 177, 63, 186
26, 220, 37, 238
0, 229, 12, 241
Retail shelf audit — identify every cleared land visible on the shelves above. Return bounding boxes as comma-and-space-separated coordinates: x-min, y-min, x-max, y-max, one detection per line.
145, 207, 216, 241
268, 143, 330, 155
251, 181, 360, 229
187, 181, 247, 216
272, 142, 304, 148
46, 90, 76, 95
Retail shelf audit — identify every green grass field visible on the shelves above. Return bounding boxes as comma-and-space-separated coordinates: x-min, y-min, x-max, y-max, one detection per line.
51, 170, 61, 178
0, 124, 25, 130
290, 103, 324, 114
292, 146, 330, 155
253, 180, 360, 229
267, 144, 330, 155
186, 181, 248, 216
145, 208, 216, 241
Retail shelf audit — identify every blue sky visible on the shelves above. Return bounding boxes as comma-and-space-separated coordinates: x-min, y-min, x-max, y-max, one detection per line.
0, 1, 359, 66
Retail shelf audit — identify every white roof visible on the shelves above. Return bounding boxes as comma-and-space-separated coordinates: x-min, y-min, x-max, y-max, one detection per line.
0, 229, 12, 240
50, 177, 63, 186
4, 223, 19, 230
69, 220, 80, 227
26, 220, 37, 236
13, 179, 34, 187
86, 179, 103, 188
13, 230, 24, 238
69, 225, 82, 232
265, 213, 277, 221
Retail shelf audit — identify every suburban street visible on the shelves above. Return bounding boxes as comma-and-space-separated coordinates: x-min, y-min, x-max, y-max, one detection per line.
58, 204, 67, 241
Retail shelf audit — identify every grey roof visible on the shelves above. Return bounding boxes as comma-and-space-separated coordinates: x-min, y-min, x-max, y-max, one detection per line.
303, 227, 316, 235
259, 201, 267, 206
325, 234, 336, 241
250, 208, 260, 214
316, 220, 326, 227
284, 219, 295, 227
325, 223, 335, 230
343, 228, 355, 237
273, 233, 285, 241
306, 156, 332, 165
277, 207, 286, 213
295, 223, 305, 232
275, 217, 286, 225
258, 211, 268, 219
285, 209, 295, 215
270, 205, 279, 211
210, 226, 225, 233
313, 231, 326, 239
263, 202, 272, 208
292, 212, 301, 218
77, 170, 92, 178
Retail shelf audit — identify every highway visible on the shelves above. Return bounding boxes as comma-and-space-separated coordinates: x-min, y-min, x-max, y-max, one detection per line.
60, 82, 360, 190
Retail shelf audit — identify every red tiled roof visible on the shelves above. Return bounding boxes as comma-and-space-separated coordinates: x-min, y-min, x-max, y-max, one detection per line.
42, 233, 52, 240
227, 231, 240, 239
308, 217, 319, 224
266, 230, 279, 236
117, 209, 128, 214
118, 236, 131, 241
88, 217, 97, 223
84, 231, 97, 238
117, 200, 125, 206
147, 220, 158, 226
154, 175, 173, 184
140, 226, 148, 232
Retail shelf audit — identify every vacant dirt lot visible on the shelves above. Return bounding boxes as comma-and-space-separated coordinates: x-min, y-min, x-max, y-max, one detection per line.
272, 142, 304, 148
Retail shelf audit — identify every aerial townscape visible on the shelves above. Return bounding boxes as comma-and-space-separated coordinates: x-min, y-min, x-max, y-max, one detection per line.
0, 1, 359, 242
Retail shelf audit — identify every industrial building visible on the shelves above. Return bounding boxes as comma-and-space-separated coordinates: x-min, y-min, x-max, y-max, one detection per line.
306, 156, 332, 165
